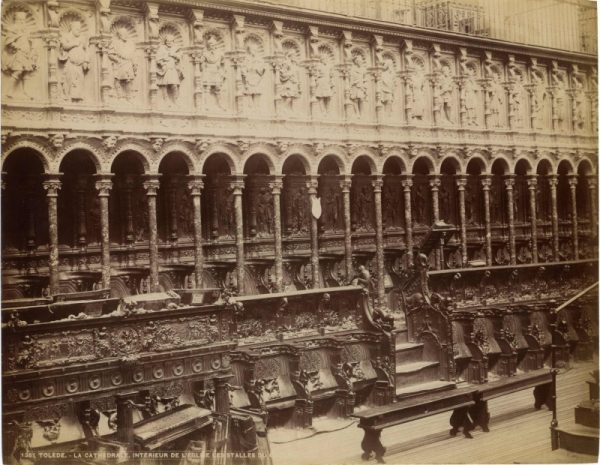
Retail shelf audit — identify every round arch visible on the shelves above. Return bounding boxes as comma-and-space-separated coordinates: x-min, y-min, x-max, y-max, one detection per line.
535, 158, 555, 175
2, 142, 51, 173
382, 155, 406, 174
439, 155, 462, 174
411, 156, 434, 174
200, 146, 239, 174
316, 151, 347, 175
351, 155, 376, 175
242, 152, 275, 175
157, 144, 196, 174
281, 153, 310, 175
577, 158, 595, 175
514, 158, 533, 175
56, 143, 103, 173
557, 158, 575, 175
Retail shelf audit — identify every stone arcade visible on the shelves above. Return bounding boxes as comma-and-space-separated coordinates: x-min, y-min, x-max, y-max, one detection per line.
1, 0, 598, 463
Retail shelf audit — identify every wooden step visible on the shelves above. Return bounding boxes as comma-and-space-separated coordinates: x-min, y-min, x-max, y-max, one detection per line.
395, 342, 424, 364
395, 379, 456, 399
393, 329, 408, 344
555, 423, 599, 456
395, 361, 440, 388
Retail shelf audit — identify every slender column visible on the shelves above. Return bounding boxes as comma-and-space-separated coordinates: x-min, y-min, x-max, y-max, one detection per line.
480, 175, 493, 266
42, 174, 62, 296
587, 176, 598, 237
548, 175, 560, 261
75, 177, 88, 248
188, 175, 205, 288
527, 175, 539, 263
568, 175, 579, 259
231, 176, 246, 294
142, 175, 161, 292
94, 175, 113, 290
455, 175, 468, 266
372, 175, 385, 305
429, 175, 442, 270
269, 176, 284, 292
306, 175, 320, 287
401, 175, 414, 267
504, 175, 516, 265
340, 175, 353, 281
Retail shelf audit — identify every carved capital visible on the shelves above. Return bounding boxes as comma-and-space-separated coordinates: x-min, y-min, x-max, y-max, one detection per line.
94, 174, 114, 197
42, 174, 62, 197
142, 175, 161, 196
339, 175, 352, 193
547, 174, 559, 188
306, 175, 319, 194
428, 175, 441, 190
526, 175, 538, 189
269, 175, 284, 195
400, 174, 413, 190
586, 175, 597, 189
187, 175, 205, 196
503, 175, 515, 189
480, 175, 492, 190
229, 175, 246, 195
371, 175, 384, 192
567, 175, 578, 188
455, 175, 468, 189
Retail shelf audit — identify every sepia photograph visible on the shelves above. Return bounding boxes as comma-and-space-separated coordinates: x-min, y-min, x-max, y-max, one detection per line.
0, 0, 598, 464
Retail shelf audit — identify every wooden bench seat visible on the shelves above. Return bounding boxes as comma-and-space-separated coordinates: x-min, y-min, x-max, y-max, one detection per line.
352, 386, 478, 463
352, 370, 556, 463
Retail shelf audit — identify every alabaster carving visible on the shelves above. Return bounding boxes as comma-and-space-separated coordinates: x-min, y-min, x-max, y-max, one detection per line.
572, 71, 586, 131
380, 55, 396, 111
463, 65, 479, 126
2, 8, 38, 100
278, 42, 302, 112
58, 15, 90, 102
156, 30, 184, 106
410, 58, 427, 122
439, 64, 454, 124
108, 20, 138, 101
487, 68, 505, 127
202, 32, 226, 110
314, 46, 335, 115
349, 51, 367, 117
241, 37, 266, 108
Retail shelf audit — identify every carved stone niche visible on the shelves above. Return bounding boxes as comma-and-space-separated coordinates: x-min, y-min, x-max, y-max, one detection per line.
318, 174, 344, 234
282, 174, 309, 237
243, 174, 273, 239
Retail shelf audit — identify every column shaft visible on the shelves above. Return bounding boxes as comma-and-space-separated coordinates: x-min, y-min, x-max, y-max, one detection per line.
232, 177, 246, 294
548, 175, 560, 261
43, 175, 62, 296
340, 176, 353, 280
143, 176, 161, 292
504, 175, 516, 265
456, 175, 468, 266
429, 175, 442, 270
307, 176, 320, 287
568, 176, 579, 259
188, 176, 205, 288
527, 176, 538, 263
270, 177, 284, 292
587, 176, 598, 236
373, 175, 385, 306
481, 176, 493, 266
401, 176, 413, 267
95, 175, 113, 290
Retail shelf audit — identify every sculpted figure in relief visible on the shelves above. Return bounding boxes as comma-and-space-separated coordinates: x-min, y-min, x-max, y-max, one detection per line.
202, 34, 226, 109
509, 73, 525, 125
488, 71, 505, 127
241, 41, 266, 108
464, 66, 478, 126
531, 71, 547, 125
2, 11, 37, 99
552, 70, 568, 130
256, 188, 273, 235
279, 49, 301, 110
156, 34, 184, 105
439, 64, 454, 124
380, 57, 395, 111
349, 53, 367, 117
314, 58, 335, 114
108, 26, 137, 100
572, 74, 585, 130
411, 68, 426, 121
59, 20, 90, 102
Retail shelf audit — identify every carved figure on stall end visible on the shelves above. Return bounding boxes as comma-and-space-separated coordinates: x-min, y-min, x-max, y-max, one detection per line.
202, 34, 226, 110
314, 58, 335, 115
156, 34, 184, 106
59, 19, 90, 102
279, 49, 301, 111
7, 419, 33, 465
2, 10, 38, 100
349, 53, 368, 118
241, 41, 266, 109
108, 25, 138, 101
439, 64, 454, 124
